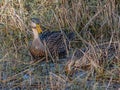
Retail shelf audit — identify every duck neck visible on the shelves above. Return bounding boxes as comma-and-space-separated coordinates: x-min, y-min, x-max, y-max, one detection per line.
32, 28, 40, 39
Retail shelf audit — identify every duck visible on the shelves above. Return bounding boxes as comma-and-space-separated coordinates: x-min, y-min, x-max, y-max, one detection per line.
29, 18, 75, 61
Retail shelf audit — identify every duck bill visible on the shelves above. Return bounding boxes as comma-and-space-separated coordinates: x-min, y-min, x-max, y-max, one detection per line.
36, 24, 42, 33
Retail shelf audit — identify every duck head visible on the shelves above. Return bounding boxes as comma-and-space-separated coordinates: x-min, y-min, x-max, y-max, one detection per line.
31, 18, 43, 34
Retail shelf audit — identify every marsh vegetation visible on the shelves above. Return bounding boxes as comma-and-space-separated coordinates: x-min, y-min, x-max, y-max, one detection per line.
0, 0, 120, 89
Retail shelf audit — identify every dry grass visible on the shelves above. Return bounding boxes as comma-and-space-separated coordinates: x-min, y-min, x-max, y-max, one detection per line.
0, 0, 120, 89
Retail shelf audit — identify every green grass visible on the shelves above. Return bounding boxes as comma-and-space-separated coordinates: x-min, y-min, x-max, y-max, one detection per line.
0, 0, 120, 89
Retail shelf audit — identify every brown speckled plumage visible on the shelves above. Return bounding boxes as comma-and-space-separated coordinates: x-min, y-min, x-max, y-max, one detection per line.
30, 31, 72, 60
29, 38, 45, 59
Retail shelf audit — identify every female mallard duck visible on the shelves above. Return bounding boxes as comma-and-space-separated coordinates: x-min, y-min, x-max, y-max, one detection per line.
29, 18, 75, 60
